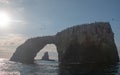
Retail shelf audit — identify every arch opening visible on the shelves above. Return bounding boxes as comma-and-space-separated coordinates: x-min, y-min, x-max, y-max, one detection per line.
35, 44, 58, 61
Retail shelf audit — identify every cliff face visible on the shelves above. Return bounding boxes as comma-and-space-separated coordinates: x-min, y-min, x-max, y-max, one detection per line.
55, 22, 119, 63
10, 22, 119, 64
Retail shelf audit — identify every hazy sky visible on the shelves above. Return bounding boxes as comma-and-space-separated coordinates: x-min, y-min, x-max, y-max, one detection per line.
0, 0, 120, 59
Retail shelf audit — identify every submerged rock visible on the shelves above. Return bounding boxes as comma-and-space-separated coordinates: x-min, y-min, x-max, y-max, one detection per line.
10, 22, 119, 64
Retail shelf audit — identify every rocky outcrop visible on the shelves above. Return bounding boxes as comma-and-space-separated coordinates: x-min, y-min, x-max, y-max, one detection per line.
41, 52, 49, 60
10, 22, 119, 64
10, 36, 55, 64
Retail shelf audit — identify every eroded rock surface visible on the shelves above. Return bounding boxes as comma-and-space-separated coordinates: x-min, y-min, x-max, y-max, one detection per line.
10, 22, 119, 64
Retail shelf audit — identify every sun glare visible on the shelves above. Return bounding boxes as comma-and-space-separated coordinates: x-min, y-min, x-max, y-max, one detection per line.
0, 12, 11, 29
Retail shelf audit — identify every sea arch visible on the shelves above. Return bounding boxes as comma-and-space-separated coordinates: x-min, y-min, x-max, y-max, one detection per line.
35, 44, 58, 60
10, 22, 119, 64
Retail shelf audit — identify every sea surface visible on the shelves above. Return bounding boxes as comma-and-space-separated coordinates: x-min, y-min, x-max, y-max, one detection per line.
0, 58, 120, 75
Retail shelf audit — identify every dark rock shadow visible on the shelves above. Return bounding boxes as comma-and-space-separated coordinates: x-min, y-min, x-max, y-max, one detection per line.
58, 63, 119, 75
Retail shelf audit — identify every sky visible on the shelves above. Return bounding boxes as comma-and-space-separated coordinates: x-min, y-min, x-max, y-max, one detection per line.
0, 0, 120, 59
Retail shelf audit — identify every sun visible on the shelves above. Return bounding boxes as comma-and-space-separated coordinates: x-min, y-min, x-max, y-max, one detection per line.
0, 12, 11, 28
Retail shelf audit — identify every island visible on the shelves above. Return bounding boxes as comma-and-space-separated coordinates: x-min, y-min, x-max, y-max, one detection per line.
10, 22, 119, 64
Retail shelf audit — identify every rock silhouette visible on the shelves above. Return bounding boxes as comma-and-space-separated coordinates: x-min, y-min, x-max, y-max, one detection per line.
41, 52, 49, 60
10, 22, 119, 64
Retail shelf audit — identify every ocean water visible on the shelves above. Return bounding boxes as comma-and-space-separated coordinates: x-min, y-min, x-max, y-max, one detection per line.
0, 58, 120, 75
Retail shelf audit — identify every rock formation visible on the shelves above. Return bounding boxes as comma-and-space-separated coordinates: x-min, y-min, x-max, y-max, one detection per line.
10, 22, 119, 64
41, 52, 49, 60
10, 36, 55, 64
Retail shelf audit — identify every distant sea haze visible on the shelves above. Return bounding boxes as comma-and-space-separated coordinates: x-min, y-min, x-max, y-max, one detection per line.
0, 49, 13, 59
